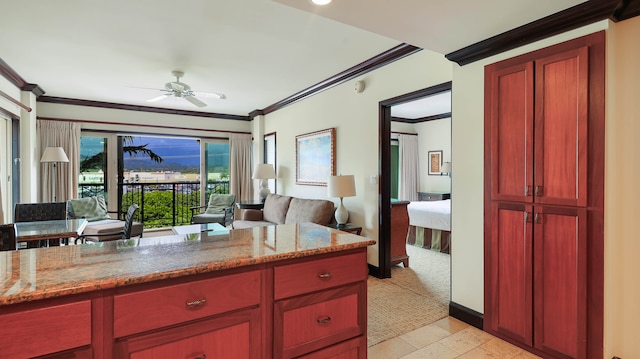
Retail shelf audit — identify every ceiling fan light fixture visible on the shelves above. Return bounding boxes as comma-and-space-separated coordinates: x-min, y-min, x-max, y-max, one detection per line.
312, 0, 331, 5
144, 70, 225, 108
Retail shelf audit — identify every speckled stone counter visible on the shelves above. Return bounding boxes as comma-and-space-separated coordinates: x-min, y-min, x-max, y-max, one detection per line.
0, 222, 375, 306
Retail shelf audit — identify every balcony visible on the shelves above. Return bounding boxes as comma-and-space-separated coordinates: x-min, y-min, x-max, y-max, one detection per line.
78, 180, 230, 228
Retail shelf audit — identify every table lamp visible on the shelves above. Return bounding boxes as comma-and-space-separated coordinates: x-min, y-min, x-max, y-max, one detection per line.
328, 175, 356, 226
252, 163, 276, 202
441, 162, 452, 177
41, 146, 70, 202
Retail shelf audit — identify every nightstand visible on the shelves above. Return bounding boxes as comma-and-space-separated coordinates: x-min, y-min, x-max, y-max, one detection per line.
418, 192, 451, 201
325, 223, 362, 235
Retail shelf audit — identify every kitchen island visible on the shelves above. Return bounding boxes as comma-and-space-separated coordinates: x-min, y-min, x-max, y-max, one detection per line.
0, 222, 375, 359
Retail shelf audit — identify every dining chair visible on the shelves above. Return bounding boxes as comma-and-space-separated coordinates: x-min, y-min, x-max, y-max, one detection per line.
0, 223, 16, 251
81, 203, 140, 243
14, 202, 67, 247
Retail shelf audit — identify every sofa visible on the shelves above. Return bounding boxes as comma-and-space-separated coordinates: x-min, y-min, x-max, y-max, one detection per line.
232, 193, 335, 229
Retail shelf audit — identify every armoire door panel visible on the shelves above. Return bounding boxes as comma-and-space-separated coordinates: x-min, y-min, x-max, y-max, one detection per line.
488, 202, 533, 345
534, 46, 589, 207
489, 62, 534, 203
533, 206, 587, 358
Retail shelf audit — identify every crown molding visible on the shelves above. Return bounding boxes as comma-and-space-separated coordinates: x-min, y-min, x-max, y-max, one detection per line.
612, 0, 640, 21
254, 43, 422, 117
0, 58, 46, 96
37, 96, 250, 121
446, 0, 622, 66
391, 112, 452, 124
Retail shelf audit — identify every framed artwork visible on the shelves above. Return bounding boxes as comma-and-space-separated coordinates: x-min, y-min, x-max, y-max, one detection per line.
296, 128, 336, 186
428, 150, 443, 175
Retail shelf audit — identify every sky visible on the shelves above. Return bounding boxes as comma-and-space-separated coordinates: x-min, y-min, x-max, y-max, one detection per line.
81, 136, 229, 170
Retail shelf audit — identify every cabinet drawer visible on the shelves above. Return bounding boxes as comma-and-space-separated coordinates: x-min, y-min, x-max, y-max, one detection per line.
114, 270, 260, 338
298, 336, 366, 359
275, 284, 364, 358
0, 300, 92, 358
274, 252, 367, 300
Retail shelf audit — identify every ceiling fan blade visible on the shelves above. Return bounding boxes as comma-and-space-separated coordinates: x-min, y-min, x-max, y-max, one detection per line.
147, 93, 172, 103
184, 95, 207, 108
194, 91, 226, 100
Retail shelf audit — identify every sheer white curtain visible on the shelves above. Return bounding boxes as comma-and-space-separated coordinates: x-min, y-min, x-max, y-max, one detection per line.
37, 120, 81, 202
398, 134, 420, 201
229, 134, 253, 201
0, 180, 4, 224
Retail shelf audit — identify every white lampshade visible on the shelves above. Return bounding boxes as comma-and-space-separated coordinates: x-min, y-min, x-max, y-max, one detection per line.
252, 163, 276, 179
40, 147, 69, 163
328, 175, 356, 198
441, 162, 452, 174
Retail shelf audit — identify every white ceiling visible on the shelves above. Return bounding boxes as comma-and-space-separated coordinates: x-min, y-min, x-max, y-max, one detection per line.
0, 0, 585, 117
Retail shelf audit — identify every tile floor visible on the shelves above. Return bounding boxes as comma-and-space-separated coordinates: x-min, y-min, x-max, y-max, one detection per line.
368, 316, 541, 359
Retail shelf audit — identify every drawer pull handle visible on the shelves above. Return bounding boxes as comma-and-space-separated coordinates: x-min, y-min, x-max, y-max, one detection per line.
185, 298, 207, 309
317, 272, 332, 279
187, 355, 206, 359
317, 316, 332, 324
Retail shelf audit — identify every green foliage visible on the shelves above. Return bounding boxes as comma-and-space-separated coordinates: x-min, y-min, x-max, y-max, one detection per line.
121, 182, 229, 229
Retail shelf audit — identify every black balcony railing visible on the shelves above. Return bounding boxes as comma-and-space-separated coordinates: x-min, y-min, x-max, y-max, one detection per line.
78, 180, 230, 229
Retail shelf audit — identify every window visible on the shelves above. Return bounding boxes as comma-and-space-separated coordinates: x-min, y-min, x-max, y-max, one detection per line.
204, 140, 230, 198
79, 136, 108, 198
264, 132, 276, 192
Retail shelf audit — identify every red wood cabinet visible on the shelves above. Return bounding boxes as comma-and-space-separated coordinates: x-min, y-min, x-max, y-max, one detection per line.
117, 309, 261, 359
273, 251, 368, 359
0, 300, 92, 358
484, 32, 604, 359
489, 47, 589, 207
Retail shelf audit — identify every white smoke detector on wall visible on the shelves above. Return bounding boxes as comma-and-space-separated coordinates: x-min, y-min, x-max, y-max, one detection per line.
354, 80, 365, 93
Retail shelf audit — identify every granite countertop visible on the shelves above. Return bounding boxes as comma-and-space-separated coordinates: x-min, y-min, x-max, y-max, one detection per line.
0, 222, 375, 306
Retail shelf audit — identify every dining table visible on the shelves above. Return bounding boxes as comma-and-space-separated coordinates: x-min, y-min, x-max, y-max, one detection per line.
14, 218, 88, 247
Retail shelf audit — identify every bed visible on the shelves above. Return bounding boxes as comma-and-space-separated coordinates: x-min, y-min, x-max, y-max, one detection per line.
406, 199, 451, 254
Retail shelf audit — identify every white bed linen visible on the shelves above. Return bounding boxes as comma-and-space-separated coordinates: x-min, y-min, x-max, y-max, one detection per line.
407, 199, 451, 231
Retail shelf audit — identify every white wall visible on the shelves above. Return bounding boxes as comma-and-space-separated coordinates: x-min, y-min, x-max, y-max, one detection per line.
604, 16, 640, 359
415, 117, 451, 193
263, 50, 453, 266
450, 21, 609, 314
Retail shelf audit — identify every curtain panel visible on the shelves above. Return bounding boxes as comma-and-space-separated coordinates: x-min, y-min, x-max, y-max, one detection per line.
398, 134, 419, 201
229, 134, 253, 201
37, 120, 81, 203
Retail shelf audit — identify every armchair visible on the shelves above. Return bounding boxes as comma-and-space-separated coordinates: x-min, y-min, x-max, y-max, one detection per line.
190, 194, 235, 227
78, 204, 140, 243
67, 196, 143, 242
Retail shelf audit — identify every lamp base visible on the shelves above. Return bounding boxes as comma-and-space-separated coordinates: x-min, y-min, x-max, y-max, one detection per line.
334, 198, 349, 225
259, 179, 271, 203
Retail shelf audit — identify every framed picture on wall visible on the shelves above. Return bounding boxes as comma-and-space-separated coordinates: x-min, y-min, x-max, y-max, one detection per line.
296, 128, 336, 186
428, 150, 443, 175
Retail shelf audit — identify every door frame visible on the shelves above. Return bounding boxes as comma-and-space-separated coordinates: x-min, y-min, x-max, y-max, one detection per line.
376, 81, 452, 278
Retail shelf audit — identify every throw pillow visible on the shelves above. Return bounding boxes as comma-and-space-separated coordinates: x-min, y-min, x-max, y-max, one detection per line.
67, 196, 111, 222
263, 194, 292, 224
205, 194, 236, 214
284, 198, 334, 225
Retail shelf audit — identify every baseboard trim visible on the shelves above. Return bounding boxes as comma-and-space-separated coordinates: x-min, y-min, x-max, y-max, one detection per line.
449, 301, 484, 330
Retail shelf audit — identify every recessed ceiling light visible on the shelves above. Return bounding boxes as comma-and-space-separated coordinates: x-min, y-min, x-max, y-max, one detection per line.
312, 0, 332, 5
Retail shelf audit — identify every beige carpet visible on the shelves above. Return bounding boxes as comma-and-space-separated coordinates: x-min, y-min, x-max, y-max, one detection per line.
367, 244, 450, 347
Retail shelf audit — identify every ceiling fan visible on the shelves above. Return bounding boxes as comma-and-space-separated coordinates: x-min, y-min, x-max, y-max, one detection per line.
146, 70, 225, 108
